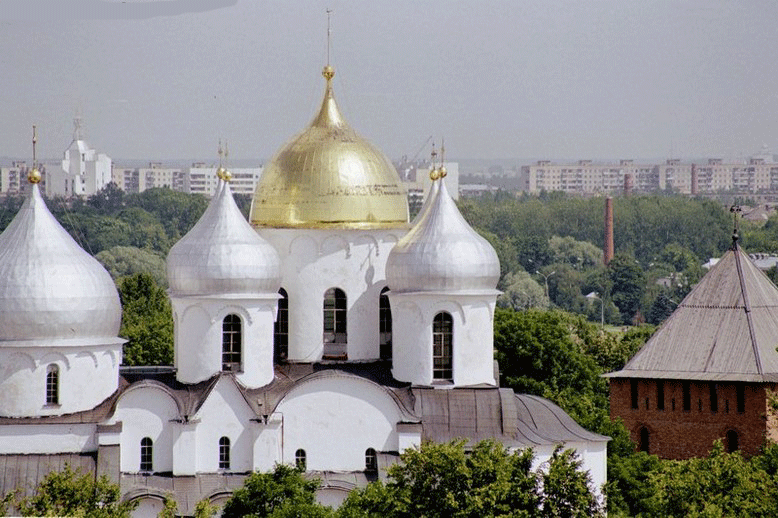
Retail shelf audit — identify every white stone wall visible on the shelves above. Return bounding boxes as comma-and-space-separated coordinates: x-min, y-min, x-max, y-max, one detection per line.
388, 292, 497, 387
0, 342, 121, 417
171, 295, 278, 388
258, 228, 405, 362
0, 424, 96, 454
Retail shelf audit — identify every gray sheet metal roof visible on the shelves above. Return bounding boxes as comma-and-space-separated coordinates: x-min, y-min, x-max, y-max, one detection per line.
0, 453, 96, 504
412, 387, 608, 448
606, 241, 778, 381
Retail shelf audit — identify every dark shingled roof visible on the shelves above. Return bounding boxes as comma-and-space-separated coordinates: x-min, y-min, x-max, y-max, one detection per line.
606, 241, 778, 382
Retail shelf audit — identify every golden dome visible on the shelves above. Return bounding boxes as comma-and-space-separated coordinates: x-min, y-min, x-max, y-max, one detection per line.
250, 67, 409, 229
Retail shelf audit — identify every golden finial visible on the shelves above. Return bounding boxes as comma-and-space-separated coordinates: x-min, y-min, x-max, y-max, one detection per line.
216, 139, 227, 180
439, 138, 447, 178
28, 125, 41, 184
223, 169, 232, 182
222, 141, 232, 182
429, 142, 440, 181
322, 9, 335, 81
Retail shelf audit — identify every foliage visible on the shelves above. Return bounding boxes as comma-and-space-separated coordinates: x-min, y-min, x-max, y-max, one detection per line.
221, 464, 332, 518
496, 270, 550, 310
96, 246, 167, 287
193, 498, 219, 518
339, 439, 603, 518
118, 273, 174, 366
18, 464, 137, 518
548, 235, 603, 269
158, 495, 178, 518
607, 253, 646, 324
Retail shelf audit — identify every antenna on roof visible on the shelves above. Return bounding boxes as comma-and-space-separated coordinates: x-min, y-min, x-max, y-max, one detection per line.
730, 205, 742, 247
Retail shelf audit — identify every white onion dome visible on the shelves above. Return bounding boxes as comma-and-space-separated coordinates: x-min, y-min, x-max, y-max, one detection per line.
386, 177, 500, 293
0, 183, 121, 341
249, 66, 409, 229
167, 178, 281, 296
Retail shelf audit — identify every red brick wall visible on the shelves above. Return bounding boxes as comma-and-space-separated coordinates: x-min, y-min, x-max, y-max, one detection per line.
610, 378, 770, 459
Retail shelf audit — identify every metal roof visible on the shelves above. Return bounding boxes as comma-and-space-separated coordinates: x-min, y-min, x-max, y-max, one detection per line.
606, 240, 778, 381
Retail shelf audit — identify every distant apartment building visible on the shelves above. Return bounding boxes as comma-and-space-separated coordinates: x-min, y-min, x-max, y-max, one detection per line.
0, 162, 30, 196
184, 164, 263, 197
521, 156, 778, 195
112, 163, 185, 193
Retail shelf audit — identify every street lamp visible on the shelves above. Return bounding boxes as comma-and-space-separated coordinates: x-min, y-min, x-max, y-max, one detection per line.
586, 291, 604, 328
536, 270, 555, 300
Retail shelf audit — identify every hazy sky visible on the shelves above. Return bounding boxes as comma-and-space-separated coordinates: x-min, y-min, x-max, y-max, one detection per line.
2, 0, 778, 162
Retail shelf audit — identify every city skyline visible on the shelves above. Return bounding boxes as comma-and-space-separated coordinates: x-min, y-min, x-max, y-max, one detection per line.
2, 1, 778, 162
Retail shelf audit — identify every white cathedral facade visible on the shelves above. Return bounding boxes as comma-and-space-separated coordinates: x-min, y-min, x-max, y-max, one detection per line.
0, 66, 607, 517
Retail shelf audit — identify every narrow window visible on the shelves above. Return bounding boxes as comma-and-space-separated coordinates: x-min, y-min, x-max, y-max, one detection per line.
656, 380, 664, 410
726, 430, 739, 453
219, 437, 230, 470
274, 288, 289, 362
379, 287, 392, 360
638, 427, 649, 453
365, 448, 377, 472
682, 381, 691, 411
630, 380, 638, 409
140, 437, 153, 472
710, 383, 718, 413
222, 314, 242, 371
323, 288, 347, 359
295, 449, 306, 471
432, 312, 453, 381
46, 364, 59, 405
736, 384, 745, 413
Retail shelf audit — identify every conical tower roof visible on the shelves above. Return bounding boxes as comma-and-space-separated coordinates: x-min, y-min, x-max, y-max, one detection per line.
249, 66, 409, 229
606, 240, 778, 382
167, 177, 281, 296
0, 182, 121, 342
386, 174, 500, 293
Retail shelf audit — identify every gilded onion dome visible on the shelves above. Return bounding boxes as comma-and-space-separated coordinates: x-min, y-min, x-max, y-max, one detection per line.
0, 182, 122, 341
386, 175, 500, 293
167, 177, 281, 296
250, 66, 409, 229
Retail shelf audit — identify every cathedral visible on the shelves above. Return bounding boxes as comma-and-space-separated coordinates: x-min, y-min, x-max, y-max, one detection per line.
0, 65, 607, 517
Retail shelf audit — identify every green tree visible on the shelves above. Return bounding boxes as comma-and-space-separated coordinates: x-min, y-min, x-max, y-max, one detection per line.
497, 270, 550, 310
221, 464, 331, 518
18, 464, 137, 518
96, 246, 167, 287
118, 273, 174, 366
607, 253, 646, 324
548, 235, 603, 269
540, 447, 603, 518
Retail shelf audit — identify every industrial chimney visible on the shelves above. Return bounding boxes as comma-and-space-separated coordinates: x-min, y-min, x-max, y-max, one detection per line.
604, 197, 614, 265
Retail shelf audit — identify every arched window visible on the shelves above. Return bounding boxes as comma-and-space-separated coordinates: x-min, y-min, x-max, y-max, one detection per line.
46, 364, 59, 405
726, 430, 739, 453
323, 288, 347, 359
219, 436, 230, 470
222, 314, 242, 371
140, 437, 153, 472
365, 448, 377, 472
295, 449, 306, 471
638, 427, 649, 453
379, 287, 392, 360
432, 312, 453, 381
274, 288, 289, 362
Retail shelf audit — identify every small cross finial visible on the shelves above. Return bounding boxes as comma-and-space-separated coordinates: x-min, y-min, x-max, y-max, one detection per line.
28, 125, 42, 184
730, 205, 743, 245
326, 8, 332, 66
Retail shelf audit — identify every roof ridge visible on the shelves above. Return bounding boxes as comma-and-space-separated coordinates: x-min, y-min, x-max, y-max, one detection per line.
734, 244, 763, 374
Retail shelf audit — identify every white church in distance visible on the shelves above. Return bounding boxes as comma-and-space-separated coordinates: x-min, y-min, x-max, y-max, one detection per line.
0, 65, 608, 517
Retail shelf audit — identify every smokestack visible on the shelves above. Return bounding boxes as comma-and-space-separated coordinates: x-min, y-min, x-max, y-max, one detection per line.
691, 163, 697, 195
604, 197, 614, 265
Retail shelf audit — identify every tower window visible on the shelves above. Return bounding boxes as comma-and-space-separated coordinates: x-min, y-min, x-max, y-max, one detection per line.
365, 448, 377, 472
219, 436, 230, 470
630, 380, 638, 409
682, 381, 691, 411
46, 364, 59, 406
710, 383, 718, 413
274, 288, 289, 362
736, 384, 745, 413
432, 312, 453, 381
656, 380, 664, 411
726, 430, 739, 453
638, 426, 649, 453
379, 287, 392, 360
295, 449, 306, 471
140, 437, 153, 472
222, 314, 242, 371
323, 288, 347, 359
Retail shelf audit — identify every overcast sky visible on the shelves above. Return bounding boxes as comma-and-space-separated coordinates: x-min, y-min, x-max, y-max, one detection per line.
2, 0, 777, 162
